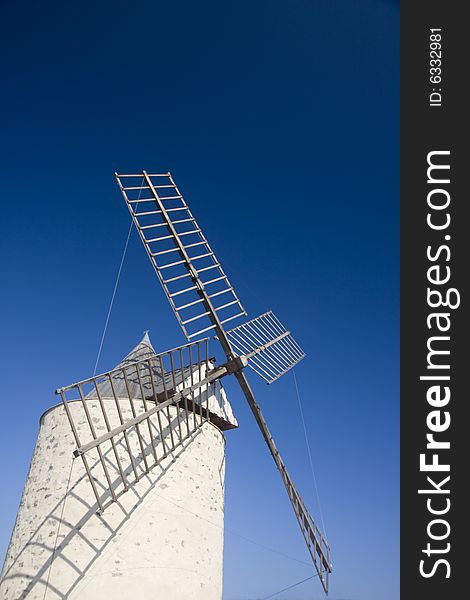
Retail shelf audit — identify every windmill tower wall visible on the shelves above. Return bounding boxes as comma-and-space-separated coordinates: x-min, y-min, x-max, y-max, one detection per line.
0, 336, 236, 600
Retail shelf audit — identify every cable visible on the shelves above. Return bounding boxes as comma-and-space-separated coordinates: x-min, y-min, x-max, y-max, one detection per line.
92, 177, 144, 375
293, 369, 327, 539
224, 527, 310, 567
92, 219, 134, 375
259, 573, 318, 600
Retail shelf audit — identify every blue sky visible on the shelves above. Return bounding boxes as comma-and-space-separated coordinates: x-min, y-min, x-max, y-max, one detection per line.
0, 1, 399, 598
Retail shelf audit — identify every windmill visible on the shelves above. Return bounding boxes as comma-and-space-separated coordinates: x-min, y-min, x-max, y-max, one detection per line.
110, 170, 331, 592
0, 170, 331, 599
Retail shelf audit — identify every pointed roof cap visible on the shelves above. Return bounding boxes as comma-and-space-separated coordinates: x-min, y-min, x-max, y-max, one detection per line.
114, 330, 156, 370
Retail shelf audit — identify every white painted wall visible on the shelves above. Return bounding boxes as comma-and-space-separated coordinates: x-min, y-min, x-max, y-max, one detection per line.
0, 400, 227, 600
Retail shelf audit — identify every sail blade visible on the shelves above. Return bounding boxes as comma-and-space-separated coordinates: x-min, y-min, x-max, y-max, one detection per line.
115, 171, 246, 340
225, 311, 306, 383
234, 369, 331, 593
56, 339, 229, 511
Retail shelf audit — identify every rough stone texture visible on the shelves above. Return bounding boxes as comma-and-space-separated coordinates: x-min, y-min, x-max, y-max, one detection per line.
0, 401, 226, 600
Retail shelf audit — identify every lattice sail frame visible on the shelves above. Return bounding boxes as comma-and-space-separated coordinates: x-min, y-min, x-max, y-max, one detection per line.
56, 339, 221, 512
225, 311, 306, 383
116, 172, 247, 340
112, 170, 331, 593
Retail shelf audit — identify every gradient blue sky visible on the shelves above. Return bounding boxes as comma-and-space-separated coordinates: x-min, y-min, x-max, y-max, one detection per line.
0, 1, 399, 598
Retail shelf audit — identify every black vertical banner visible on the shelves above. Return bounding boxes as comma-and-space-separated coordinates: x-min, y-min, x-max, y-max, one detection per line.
401, 3, 468, 599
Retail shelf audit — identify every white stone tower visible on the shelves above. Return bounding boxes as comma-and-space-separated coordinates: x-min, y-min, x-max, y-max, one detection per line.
0, 333, 237, 600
